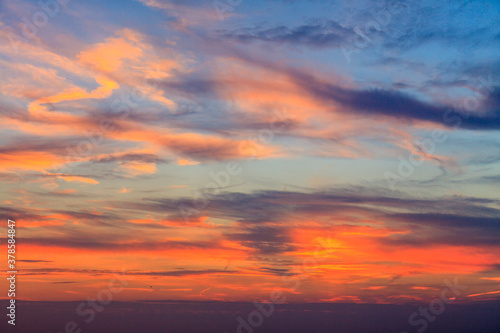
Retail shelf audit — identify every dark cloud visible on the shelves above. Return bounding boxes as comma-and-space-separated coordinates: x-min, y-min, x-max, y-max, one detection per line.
21, 237, 222, 251
0, 136, 86, 154
483, 263, 500, 273
115, 187, 500, 223
389, 213, 500, 230
382, 229, 500, 247
20, 268, 119, 276
218, 20, 355, 48
91, 153, 168, 164
251, 266, 292, 276
0, 206, 46, 223
478, 175, 500, 183
289, 69, 500, 130
31, 189, 88, 198
226, 226, 295, 254
160, 78, 220, 98
0, 205, 163, 231
129, 269, 238, 276
23, 268, 238, 277
5, 187, 499, 252
52, 209, 116, 221
159, 137, 248, 162
108, 187, 500, 250
157, 55, 500, 132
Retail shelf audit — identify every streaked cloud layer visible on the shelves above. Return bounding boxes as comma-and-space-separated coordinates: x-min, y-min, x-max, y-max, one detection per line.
0, 0, 500, 304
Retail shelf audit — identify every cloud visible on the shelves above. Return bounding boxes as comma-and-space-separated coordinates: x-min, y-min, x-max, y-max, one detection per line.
45, 173, 99, 184
22, 237, 226, 252
109, 187, 500, 252
137, 0, 224, 29
218, 20, 355, 48
160, 133, 279, 162
202, 53, 500, 133
285, 68, 500, 131
22, 268, 238, 277
152, 55, 496, 168
77, 29, 145, 73
226, 226, 295, 254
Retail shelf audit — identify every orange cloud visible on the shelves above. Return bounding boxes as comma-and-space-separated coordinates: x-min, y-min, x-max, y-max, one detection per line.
0, 151, 62, 172
49, 174, 99, 184
77, 31, 144, 73
121, 161, 157, 176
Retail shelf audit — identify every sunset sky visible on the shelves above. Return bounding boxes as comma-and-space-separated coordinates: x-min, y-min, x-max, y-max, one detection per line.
1, 0, 500, 306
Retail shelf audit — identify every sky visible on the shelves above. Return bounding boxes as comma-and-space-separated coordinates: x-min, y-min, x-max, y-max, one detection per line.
0, 0, 500, 306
